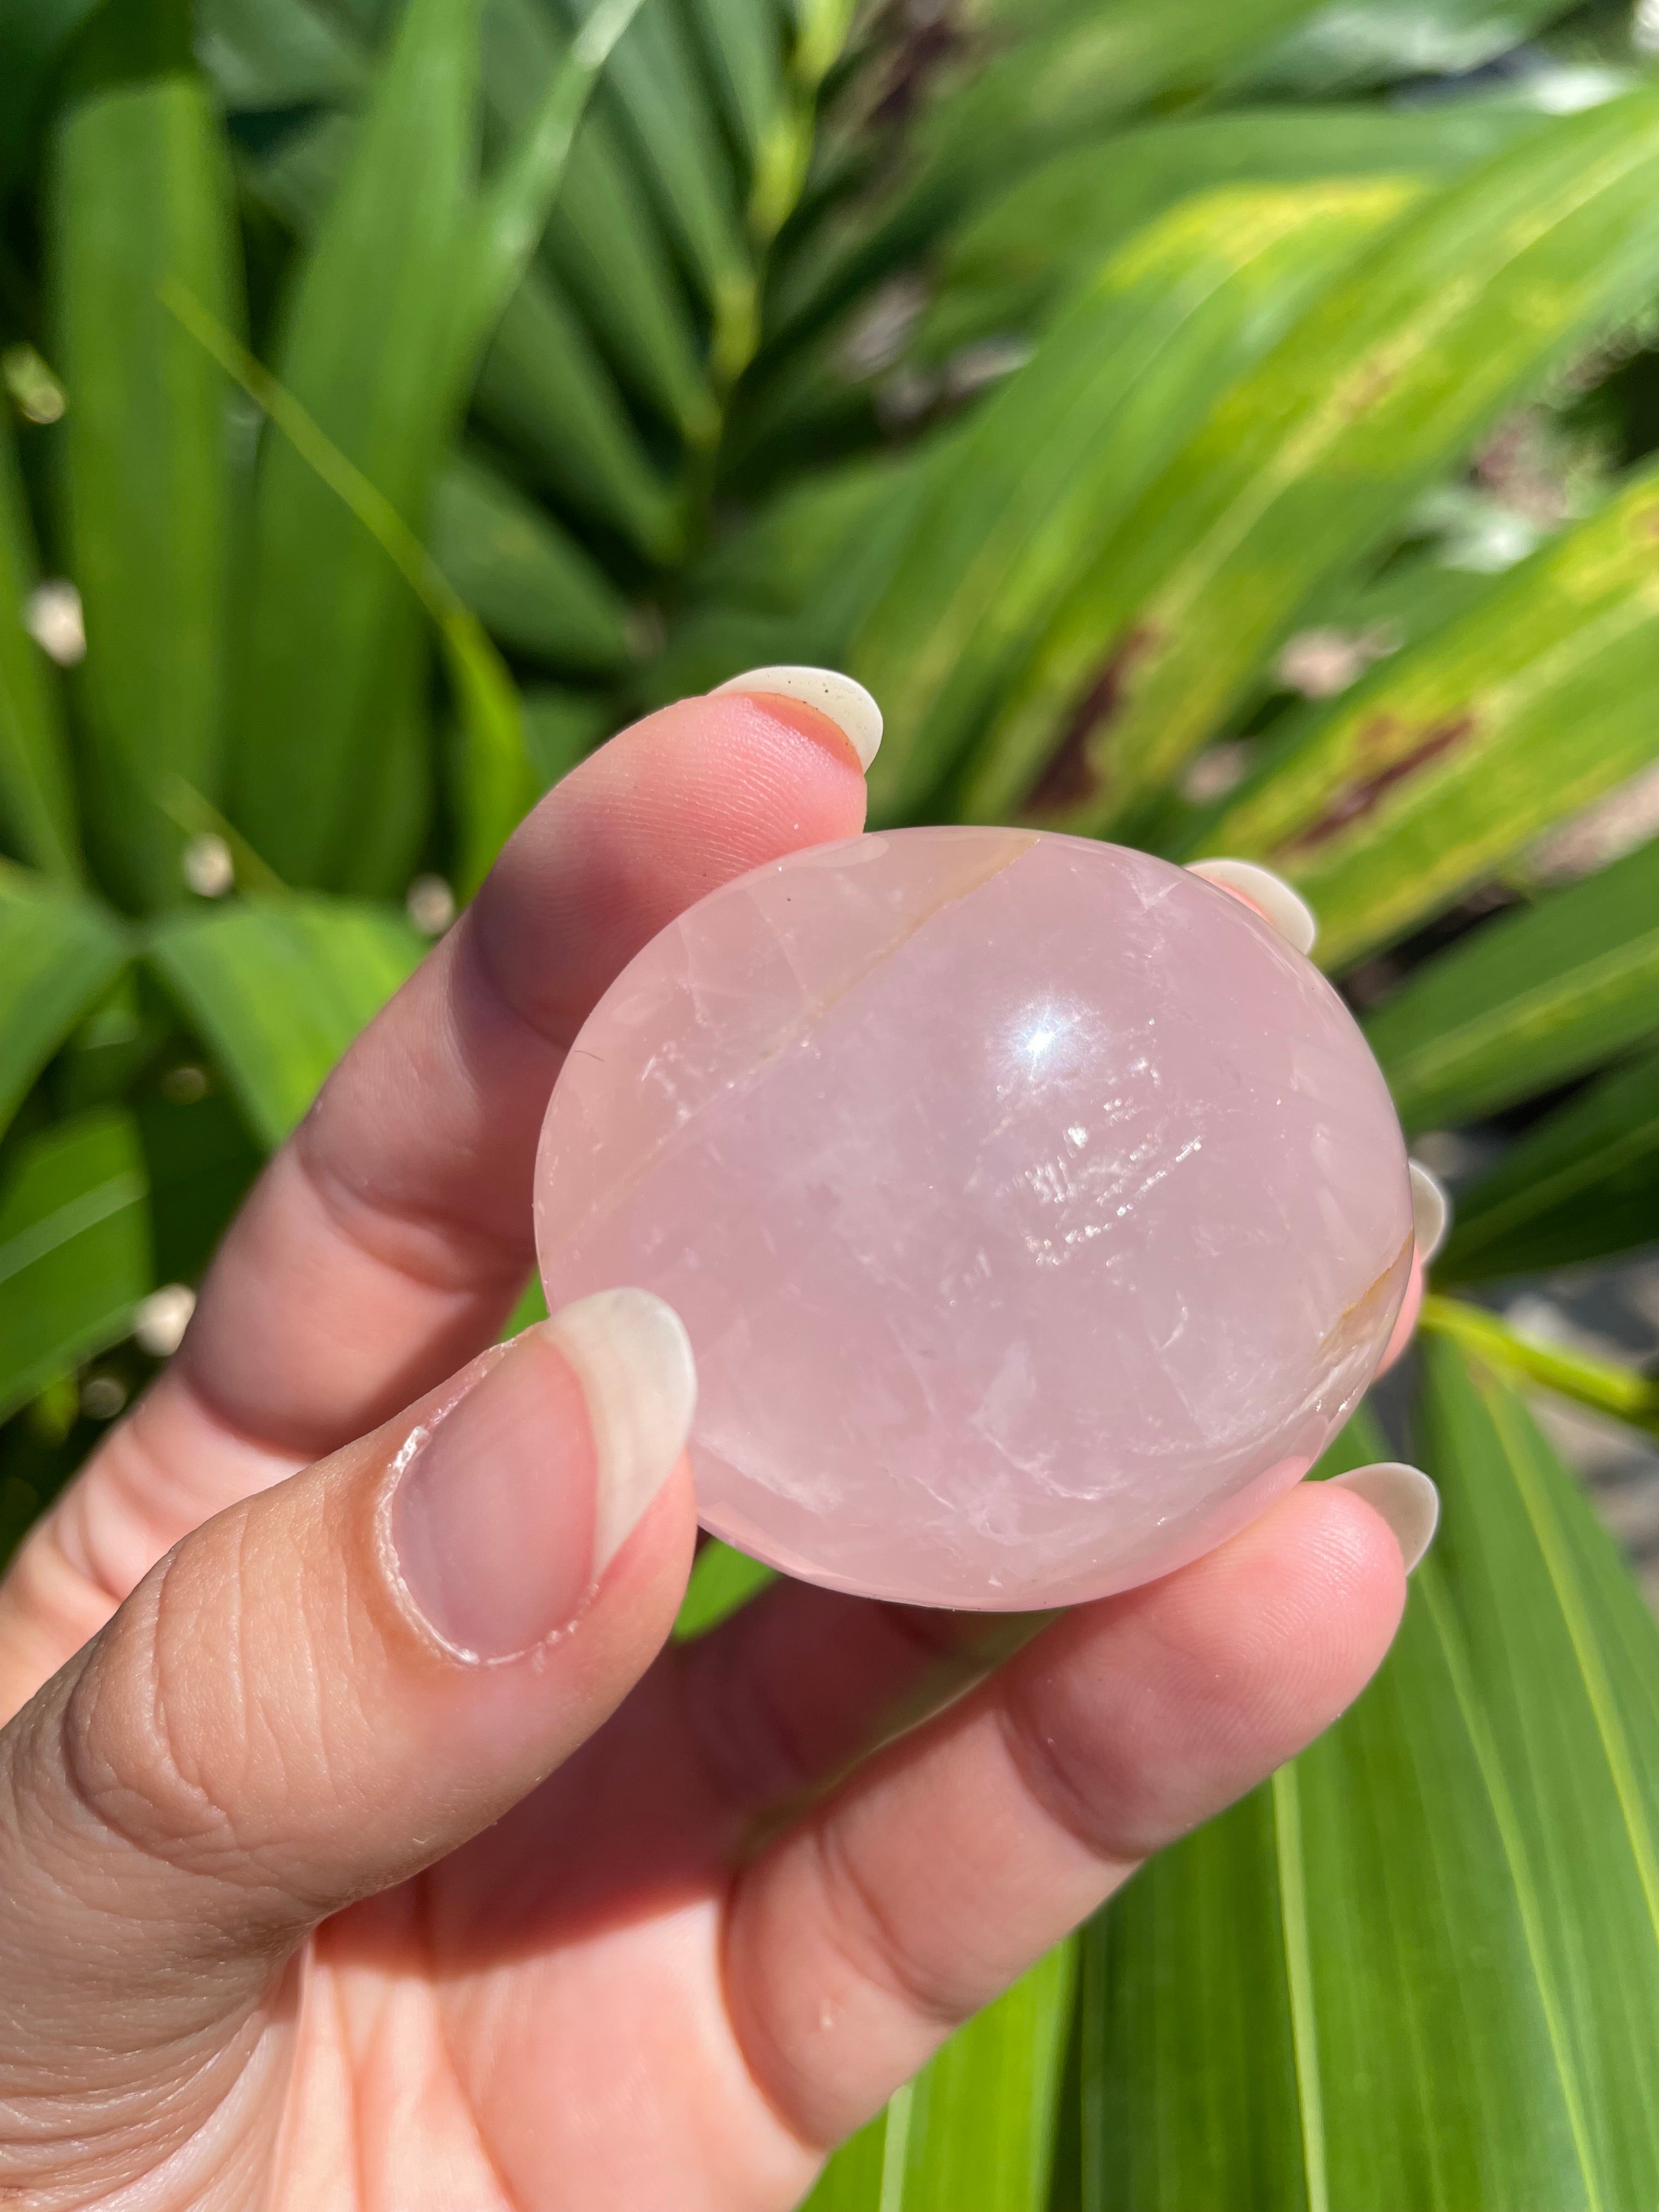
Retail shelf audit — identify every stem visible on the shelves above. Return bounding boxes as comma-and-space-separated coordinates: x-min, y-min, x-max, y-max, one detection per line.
1418, 1294, 1659, 1437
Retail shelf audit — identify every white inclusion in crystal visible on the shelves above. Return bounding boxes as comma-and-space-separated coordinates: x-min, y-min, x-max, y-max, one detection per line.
1066, 1125, 1088, 1148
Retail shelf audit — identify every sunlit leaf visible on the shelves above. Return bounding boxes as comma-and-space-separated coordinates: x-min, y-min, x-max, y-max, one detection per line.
54, 37, 239, 910
769, 0, 1330, 352
1084, 1362, 1659, 2209
805, 1942, 1076, 2211
1194, 462, 1659, 967
860, 178, 1420, 823
921, 101, 1544, 368
1364, 835, 1659, 1132
989, 95, 1659, 837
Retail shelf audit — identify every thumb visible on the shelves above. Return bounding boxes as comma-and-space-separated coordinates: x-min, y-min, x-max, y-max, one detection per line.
0, 1290, 695, 2073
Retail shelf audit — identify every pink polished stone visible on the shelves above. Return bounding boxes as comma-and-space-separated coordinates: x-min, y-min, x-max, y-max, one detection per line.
536, 828, 1412, 1610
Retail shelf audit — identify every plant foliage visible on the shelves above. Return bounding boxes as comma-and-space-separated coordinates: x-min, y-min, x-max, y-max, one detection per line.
5, 0, 1659, 2200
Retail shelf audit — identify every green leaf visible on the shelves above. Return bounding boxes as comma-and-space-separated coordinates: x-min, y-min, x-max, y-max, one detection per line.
194, 0, 368, 109
682, 0, 780, 163
991, 93, 1659, 838
54, 64, 239, 911
1364, 835, 1659, 1133
1248, 0, 1587, 93
481, 0, 714, 439
473, 272, 682, 556
1083, 1360, 1659, 2209
234, 45, 687, 544
769, 0, 1330, 353
520, 684, 614, 790
429, 449, 635, 669
0, 408, 80, 879
138, 1082, 262, 1287
1194, 461, 1659, 968
0, 1107, 151, 1423
459, 0, 651, 370
805, 1941, 1076, 2211
921, 101, 1545, 368
444, 614, 535, 901
858, 178, 1422, 824
556, 0, 747, 332
673, 1538, 776, 1640
145, 896, 425, 1149
0, 869, 130, 1140
0, 0, 105, 194
1420, 1295, 1659, 1440
1437, 1043, 1659, 1283
651, 443, 949, 706
231, 0, 482, 888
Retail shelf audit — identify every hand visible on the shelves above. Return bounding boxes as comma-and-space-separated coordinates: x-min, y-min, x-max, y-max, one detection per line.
0, 688, 1434, 2211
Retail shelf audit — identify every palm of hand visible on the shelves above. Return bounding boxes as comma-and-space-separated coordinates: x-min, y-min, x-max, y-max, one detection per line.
0, 694, 1409, 2211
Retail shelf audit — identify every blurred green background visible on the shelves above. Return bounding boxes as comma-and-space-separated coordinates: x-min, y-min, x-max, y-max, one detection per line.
7, 0, 1659, 2202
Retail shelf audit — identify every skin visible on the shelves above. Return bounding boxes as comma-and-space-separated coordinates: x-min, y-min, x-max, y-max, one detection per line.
0, 694, 1419, 2211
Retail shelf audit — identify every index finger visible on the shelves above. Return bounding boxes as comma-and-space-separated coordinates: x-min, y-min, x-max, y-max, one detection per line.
49, 686, 871, 1607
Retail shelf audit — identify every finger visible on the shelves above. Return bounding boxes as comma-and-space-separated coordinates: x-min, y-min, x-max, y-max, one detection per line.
1378, 1163, 1452, 1373
0, 1291, 696, 2187
10, 682, 868, 1683
720, 1480, 1408, 2153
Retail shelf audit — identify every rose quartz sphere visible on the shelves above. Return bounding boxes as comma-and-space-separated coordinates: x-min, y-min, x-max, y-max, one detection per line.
535, 828, 1412, 1610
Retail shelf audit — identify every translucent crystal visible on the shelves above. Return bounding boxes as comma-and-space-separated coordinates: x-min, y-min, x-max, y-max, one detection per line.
536, 829, 1412, 1610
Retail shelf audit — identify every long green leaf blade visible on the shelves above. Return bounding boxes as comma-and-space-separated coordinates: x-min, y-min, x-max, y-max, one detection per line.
0, 407, 79, 878
481, 0, 713, 438
1192, 462, 1659, 966
461, 0, 648, 363
232, 0, 481, 888
0, 1107, 151, 1423
54, 54, 238, 911
1085, 1361, 1659, 2208
556, 0, 746, 321
1364, 835, 1659, 1132
804, 1942, 1075, 2210
769, 0, 1329, 354
0, 868, 129, 1140
1437, 1044, 1659, 1282
145, 896, 424, 1148
859, 178, 1421, 823
996, 94, 1659, 836
429, 449, 635, 670
922, 101, 1545, 368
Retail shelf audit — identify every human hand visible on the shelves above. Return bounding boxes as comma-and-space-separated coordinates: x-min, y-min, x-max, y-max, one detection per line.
0, 684, 1440, 2211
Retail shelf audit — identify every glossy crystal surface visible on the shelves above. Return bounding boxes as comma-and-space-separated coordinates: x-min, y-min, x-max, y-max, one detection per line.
536, 829, 1412, 1609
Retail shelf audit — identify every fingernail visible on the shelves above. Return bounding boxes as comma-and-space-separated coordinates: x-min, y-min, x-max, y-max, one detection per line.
1409, 1160, 1451, 1262
544, 1288, 698, 1573
1187, 857, 1318, 956
713, 664, 883, 771
1328, 1463, 1440, 1574
388, 1290, 696, 1661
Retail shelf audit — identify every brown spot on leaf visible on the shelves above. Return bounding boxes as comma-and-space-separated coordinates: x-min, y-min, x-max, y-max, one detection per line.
1027, 623, 1161, 816
1278, 713, 1476, 857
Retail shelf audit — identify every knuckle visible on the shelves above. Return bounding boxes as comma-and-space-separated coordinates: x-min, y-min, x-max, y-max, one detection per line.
52, 1524, 273, 1894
